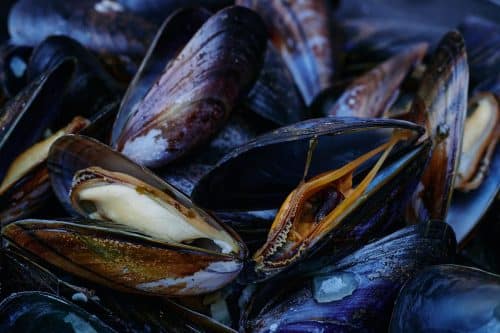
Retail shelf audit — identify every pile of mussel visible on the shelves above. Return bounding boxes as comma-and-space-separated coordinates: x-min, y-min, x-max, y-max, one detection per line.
0, 0, 499, 332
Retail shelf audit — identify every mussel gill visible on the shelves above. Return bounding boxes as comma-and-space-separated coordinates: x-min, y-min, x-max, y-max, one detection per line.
253, 129, 412, 276
70, 166, 238, 253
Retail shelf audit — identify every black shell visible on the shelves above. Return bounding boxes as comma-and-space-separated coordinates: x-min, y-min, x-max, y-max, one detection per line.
243, 221, 457, 333
192, 117, 424, 211
390, 264, 500, 333
0, 292, 116, 333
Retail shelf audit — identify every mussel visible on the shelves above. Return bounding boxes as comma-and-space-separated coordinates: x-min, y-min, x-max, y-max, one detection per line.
238, 0, 338, 106
243, 221, 456, 332
8, 0, 156, 57
390, 264, 500, 333
193, 117, 429, 280
0, 292, 116, 332
3, 134, 247, 296
0, 59, 79, 223
405, 30, 469, 222
111, 6, 267, 167
321, 43, 427, 118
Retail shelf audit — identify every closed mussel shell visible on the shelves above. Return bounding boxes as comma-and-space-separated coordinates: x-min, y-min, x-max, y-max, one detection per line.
0, 292, 116, 332
243, 221, 457, 333
390, 264, 500, 333
238, 0, 336, 106
112, 6, 267, 167
28, 35, 122, 128
8, 0, 156, 57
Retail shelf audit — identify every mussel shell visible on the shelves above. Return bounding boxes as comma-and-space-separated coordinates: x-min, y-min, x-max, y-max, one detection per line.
192, 117, 424, 211
28, 35, 122, 128
117, 0, 232, 22
1, 249, 236, 332
0, 44, 32, 97
8, 0, 156, 57
238, 0, 336, 106
159, 110, 274, 197
0, 292, 115, 332
389, 264, 500, 333
406, 30, 469, 221
112, 6, 267, 167
459, 16, 500, 89
2, 217, 246, 296
447, 145, 500, 245
49, 134, 192, 215
322, 43, 427, 118
0, 58, 75, 180
243, 221, 457, 332
245, 43, 307, 126
111, 7, 212, 148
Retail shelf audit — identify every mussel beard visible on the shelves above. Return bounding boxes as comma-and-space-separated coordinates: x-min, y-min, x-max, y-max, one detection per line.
253, 131, 407, 274
70, 167, 238, 255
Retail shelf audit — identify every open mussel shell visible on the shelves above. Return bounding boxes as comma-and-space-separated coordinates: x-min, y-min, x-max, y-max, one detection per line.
447, 144, 500, 245
2, 217, 245, 296
28, 35, 122, 128
8, 0, 156, 57
406, 30, 469, 222
0, 292, 116, 332
322, 43, 428, 118
248, 136, 431, 282
112, 6, 267, 167
41, 134, 246, 295
193, 117, 425, 211
390, 264, 500, 333
238, 0, 336, 106
0, 59, 76, 223
243, 221, 457, 333
0, 58, 75, 177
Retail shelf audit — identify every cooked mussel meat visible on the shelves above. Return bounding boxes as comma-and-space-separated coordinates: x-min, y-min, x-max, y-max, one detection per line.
3, 134, 246, 296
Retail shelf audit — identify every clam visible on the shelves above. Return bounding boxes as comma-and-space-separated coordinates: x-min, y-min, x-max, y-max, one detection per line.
0, 292, 116, 332
193, 117, 429, 280
390, 264, 500, 333
3, 134, 247, 296
243, 221, 456, 332
27, 35, 122, 127
111, 6, 267, 167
